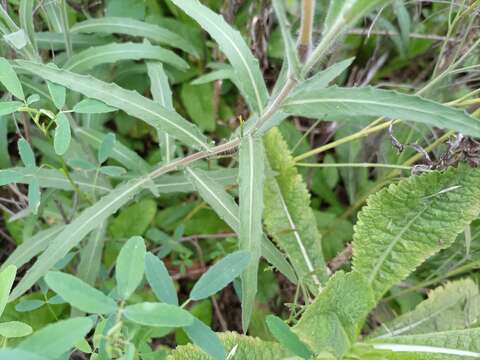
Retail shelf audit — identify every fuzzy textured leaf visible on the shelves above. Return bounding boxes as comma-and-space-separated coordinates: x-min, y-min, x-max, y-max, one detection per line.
167, 332, 291, 360
263, 127, 327, 291
353, 164, 480, 301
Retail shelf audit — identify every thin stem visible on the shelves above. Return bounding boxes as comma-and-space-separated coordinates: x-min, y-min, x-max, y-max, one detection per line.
298, 0, 315, 62
296, 162, 412, 170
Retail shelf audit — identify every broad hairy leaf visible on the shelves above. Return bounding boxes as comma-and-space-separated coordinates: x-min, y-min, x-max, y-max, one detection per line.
263, 127, 327, 291
372, 278, 480, 338
71, 17, 197, 56
371, 328, 480, 358
170, 0, 268, 114
63, 42, 188, 73
17, 60, 210, 150
353, 164, 480, 301
18, 318, 93, 359
44, 271, 117, 314
238, 135, 264, 331
145, 252, 178, 306
293, 271, 375, 356
167, 331, 291, 360
123, 302, 193, 327
185, 167, 297, 284
116, 236, 146, 300
283, 86, 480, 138
190, 250, 251, 300
0, 57, 24, 100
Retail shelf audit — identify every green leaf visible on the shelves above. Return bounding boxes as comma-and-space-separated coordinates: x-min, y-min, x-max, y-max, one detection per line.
17, 138, 35, 168
71, 17, 198, 56
370, 328, 480, 358
190, 250, 251, 301
44, 271, 117, 314
109, 199, 157, 239
266, 315, 312, 359
263, 127, 327, 291
0, 58, 24, 100
75, 128, 149, 172
77, 222, 106, 286
19, 0, 37, 52
73, 99, 117, 114
372, 278, 480, 338
18, 317, 93, 359
116, 236, 146, 299
283, 86, 480, 138
170, 0, 268, 114
0, 349, 47, 360
0, 265, 16, 317
167, 331, 291, 360
9, 176, 152, 300
3, 30, 28, 50
238, 135, 264, 331
144, 252, 178, 306
53, 113, 71, 155
184, 317, 225, 360
17, 60, 210, 150
353, 165, 480, 301
0, 321, 32, 338
0, 101, 22, 116
0, 169, 21, 186
99, 166, 126, 177
185, 167, 297, 285
293, 271, 375, 356
97, 132, 116, 164
63, 42, 189, 73
180, 83, 215, 132
46, 65, 66, 109
147, 61, 175, 163
27, 178, 40, 214
271, 0, 299, 75
123, 302, 193, 327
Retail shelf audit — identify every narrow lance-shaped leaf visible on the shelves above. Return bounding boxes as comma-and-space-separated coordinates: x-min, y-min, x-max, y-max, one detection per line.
283, 86, 480, 138
147, 62, 175, 163
263, 128, 327, 292
44, 271, 117, 314
353, 164, 480, 301
19, 0, 37, 52
16, 60, 210, 150
27, 177, 40, 214
272, 0, 299, 75
0, 265, 16, 317
0, 57, 24, 100
9, 175, 153, 301
184, 317, 225, 360
73, 99, 117, 114
266, 315, 312, 359
63, 42, 189, 73
238, 135, 264, 332
71, 17, 198, 56
185, 167, 297, 284
77, 222, 107, 286
116, 236, 146, 300
170, 0, 268, 114
17, 138, 35, 168
190, 250, 251, 300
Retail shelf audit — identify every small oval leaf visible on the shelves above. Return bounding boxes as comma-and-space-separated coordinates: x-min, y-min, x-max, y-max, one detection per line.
73, 99, 117, 114
184, 317, 225, 360
144, 252, 178, 306
266, 315, 312, 359
17, 138, 35, 168
53, 113, 71, 155
123, 302, 193, 327
98, 132, 116, 164
116, 236, 146, 300
0, 58, 24, 100
0, 321, 33, 338
45, 271, 117, 314
190, 250, 251, 300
